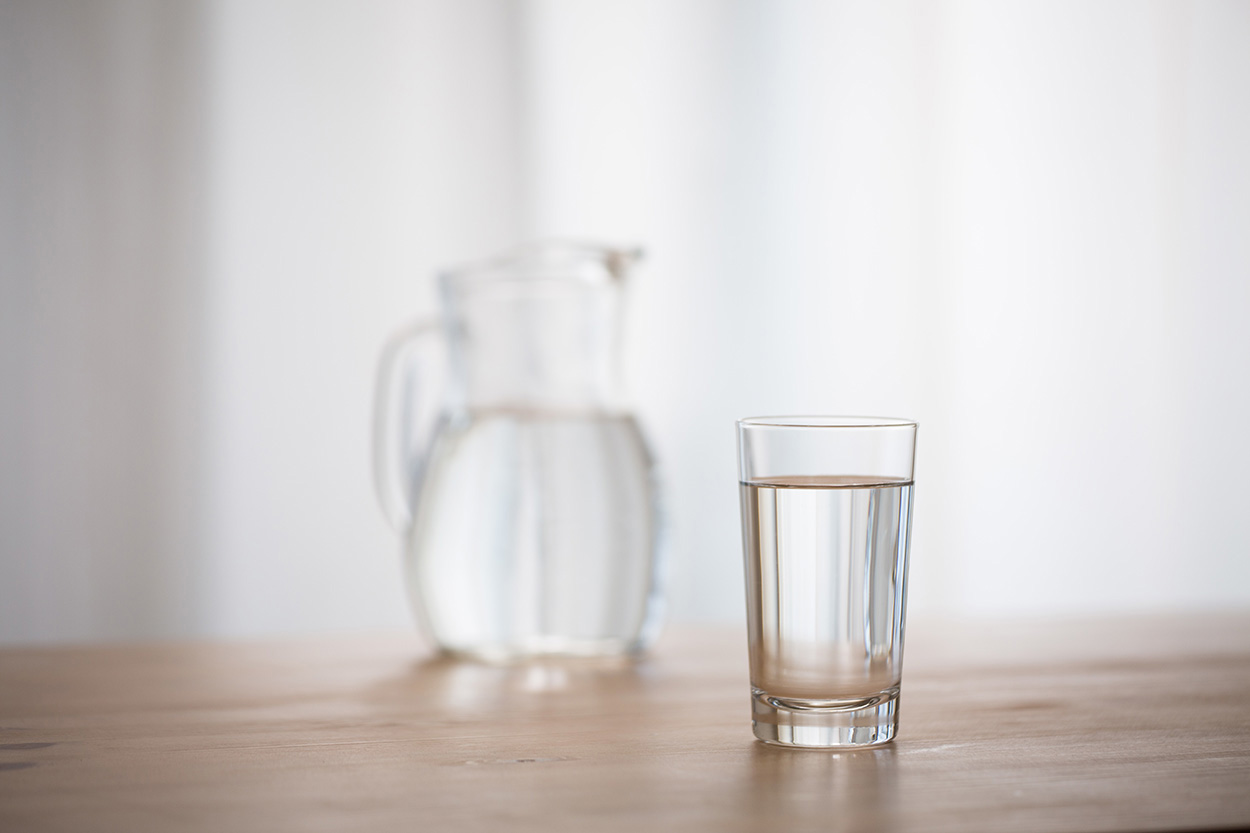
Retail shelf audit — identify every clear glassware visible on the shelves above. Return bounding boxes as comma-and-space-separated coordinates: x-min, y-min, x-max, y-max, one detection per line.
738, 416, 917, 747
374, 243, 664, 661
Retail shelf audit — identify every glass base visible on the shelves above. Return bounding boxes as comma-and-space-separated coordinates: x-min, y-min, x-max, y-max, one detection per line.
751, 687, 900, 748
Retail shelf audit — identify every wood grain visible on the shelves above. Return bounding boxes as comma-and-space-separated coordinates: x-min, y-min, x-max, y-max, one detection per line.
1, 616, 1248, 832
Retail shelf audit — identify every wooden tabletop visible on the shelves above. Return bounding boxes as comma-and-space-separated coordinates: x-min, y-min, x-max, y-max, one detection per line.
1, 615, 1248, 833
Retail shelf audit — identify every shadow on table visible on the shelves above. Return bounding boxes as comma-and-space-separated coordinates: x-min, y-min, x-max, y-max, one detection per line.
362, 652, 657, 719
734, 742, 899, 829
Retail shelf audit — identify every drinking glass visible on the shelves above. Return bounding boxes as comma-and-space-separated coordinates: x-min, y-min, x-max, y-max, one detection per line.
738, 416, 917, 747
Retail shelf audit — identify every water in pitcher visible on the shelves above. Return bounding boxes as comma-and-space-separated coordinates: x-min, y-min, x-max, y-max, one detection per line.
741, 475, 913, 702
406, 408, 662, 660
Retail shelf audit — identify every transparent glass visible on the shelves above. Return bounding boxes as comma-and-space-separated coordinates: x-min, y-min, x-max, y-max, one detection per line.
737, 416, 917, 747
375, 243, 664, 661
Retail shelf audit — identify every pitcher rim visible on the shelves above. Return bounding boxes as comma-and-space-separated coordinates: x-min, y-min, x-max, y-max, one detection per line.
439, 240, 643, 288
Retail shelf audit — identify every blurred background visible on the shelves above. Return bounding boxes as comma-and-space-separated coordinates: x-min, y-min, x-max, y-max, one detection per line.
2, 0, 1248, 644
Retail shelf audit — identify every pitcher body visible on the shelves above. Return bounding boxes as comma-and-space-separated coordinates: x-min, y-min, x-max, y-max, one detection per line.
409, 408, 660, 659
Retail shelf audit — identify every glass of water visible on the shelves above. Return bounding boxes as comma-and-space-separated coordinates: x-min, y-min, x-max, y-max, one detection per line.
737, 416, 917, 748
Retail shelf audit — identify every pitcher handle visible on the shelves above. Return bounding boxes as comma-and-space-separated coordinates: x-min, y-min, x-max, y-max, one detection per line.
372, 319, 445, 533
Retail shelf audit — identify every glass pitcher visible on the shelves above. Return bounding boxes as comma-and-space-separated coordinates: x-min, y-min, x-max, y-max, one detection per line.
373, 243, 664, 661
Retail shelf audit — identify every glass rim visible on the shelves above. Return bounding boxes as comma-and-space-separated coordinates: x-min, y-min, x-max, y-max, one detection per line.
737, 415, 917, 429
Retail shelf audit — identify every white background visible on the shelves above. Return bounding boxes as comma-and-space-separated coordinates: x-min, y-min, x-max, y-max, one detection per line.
2, 0, 1248, 643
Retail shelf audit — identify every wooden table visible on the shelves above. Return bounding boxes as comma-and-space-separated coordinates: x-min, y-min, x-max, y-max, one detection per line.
2, 616, 1248, 832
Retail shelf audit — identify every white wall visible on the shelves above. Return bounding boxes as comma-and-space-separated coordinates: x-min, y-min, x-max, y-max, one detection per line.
515, 0, 1250, 620
0, 1, 209, 641
200, 0, 524, 637
2, 0, 1248, 643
